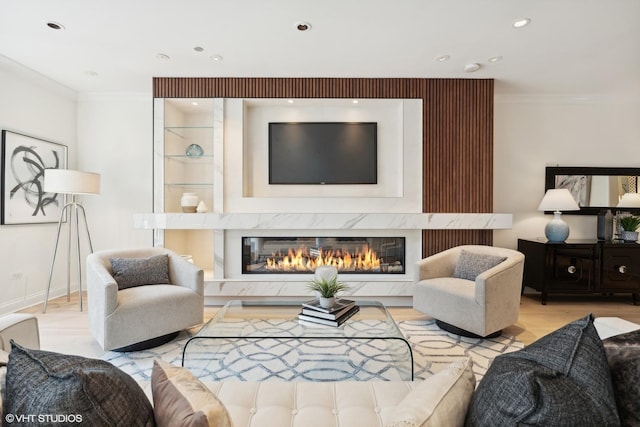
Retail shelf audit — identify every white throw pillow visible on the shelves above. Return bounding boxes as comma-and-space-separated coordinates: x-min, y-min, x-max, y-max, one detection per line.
385, 357, 475, 427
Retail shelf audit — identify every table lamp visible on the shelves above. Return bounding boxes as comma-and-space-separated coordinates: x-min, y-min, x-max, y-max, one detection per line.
537, 188, 580, 242
617, 192, 640, 208
43, 169, 101, 313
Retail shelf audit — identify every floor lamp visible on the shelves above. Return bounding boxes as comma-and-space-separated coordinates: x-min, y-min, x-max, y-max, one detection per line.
43, 169, 101, 313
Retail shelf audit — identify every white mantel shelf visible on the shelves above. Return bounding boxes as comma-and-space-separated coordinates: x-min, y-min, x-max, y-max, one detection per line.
133, 213, 512, 230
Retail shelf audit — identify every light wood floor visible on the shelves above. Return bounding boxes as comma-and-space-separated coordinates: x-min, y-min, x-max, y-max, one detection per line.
18, 292, 640, 358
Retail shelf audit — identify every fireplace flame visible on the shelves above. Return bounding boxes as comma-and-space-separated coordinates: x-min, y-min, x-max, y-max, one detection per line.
265, 245, 381, 272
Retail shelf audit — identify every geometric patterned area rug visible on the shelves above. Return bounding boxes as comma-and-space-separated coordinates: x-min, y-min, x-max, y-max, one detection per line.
101, 319, 523, 384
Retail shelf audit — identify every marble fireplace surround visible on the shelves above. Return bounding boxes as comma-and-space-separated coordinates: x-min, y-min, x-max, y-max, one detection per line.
141, 96, 509, 305
134, 212, 512, 305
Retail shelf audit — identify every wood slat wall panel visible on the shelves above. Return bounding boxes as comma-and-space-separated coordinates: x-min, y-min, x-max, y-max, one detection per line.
153, 77, 494, 257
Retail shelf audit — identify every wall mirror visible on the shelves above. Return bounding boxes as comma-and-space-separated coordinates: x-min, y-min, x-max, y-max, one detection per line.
544, 166, 640, 215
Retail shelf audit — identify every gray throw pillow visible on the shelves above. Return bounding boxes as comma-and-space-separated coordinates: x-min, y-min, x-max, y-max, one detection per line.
110, 254, 170, 290
603, 329, 640, 426
465, 314, 620, 427
452, 250, 506, 281
4, 341, 155, 427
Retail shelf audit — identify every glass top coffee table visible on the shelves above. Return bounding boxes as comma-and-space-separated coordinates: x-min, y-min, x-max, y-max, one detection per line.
182, 300, 413, 381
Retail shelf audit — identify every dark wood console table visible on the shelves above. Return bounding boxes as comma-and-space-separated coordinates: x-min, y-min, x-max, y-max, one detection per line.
517, 238, 640, 305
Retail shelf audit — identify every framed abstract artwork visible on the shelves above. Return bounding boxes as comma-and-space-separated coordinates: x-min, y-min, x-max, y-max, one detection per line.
1, 130, 68, 225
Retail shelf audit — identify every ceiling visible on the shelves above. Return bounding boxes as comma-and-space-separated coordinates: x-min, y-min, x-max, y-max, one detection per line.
1, 0, 639, 98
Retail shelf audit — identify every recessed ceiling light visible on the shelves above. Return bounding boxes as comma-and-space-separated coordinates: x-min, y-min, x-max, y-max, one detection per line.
352, 100, 359, 104
488, 56, 503, 63
512, 18, 531, 28
295, 21, 312, 31
156, 53, 170, 60
210, 54, 223, 61
287, 99, 294, 104
46, 21, 65, 30
464, 63, 481, 73
192, 102, 199, 106
436, 55, 450, 62
194, 46, 204, 52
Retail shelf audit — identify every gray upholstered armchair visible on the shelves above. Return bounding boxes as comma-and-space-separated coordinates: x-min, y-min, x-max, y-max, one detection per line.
413, 245, 525, 338
86, 247, 204, 351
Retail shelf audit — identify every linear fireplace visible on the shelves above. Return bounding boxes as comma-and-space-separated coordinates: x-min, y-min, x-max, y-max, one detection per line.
242, 236, 405, 274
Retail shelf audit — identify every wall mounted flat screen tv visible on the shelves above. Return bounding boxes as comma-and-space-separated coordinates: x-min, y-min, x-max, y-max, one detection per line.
269, 122, 377, 185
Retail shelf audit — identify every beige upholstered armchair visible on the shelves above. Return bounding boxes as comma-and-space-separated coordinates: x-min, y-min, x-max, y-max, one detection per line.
0, 314, 40, 351
413, 245, 525, 338
87, 247, 204, 351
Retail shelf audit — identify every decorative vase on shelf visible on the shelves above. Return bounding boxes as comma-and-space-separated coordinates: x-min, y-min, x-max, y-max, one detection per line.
180, 193, 199, 213
196, 200, 208, 213
185, 143, 204, 157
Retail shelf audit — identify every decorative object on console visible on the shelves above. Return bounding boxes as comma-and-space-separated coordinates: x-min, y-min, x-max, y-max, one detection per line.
537, 188, 580, 242
185, 143, 204, 157
597, 209, 614, 241
616, 193, 640, 241
307, 265, 348, 308
618, 215, 640, 242
42, 169, 100, 313
180, 192, 199, 213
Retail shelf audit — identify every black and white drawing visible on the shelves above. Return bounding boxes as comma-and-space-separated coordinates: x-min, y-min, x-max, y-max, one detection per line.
1, 130, 68, 225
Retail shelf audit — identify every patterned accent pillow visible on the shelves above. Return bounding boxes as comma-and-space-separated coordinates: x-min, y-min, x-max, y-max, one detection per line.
152, 359, 233, 427
452, 250, 506, 281
110, 254, 170, 290
465, 314, 620, 426
4, 341, 155, 426
602, 329, 640, 426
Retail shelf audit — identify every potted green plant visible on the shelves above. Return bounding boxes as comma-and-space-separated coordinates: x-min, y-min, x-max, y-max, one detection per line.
619, 215, 640, 242
307, 275, 349, 308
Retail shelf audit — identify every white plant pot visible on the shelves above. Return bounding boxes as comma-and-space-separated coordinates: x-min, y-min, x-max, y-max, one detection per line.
620, 230, 639, 242
319, 296, 336, 309
181, 193, 199, 213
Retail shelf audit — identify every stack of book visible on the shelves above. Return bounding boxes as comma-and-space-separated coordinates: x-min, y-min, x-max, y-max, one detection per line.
297, 298, 360, 327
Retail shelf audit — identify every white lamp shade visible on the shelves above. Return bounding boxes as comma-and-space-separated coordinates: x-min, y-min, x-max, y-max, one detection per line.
617, 192, 640, 208
44, 169, 101, 195
537, 189, 580, 212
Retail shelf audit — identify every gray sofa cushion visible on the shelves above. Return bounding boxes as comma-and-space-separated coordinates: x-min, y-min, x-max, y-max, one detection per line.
452, 250, 506, 281
603, 329, 640, 426
465, 314, 619, 426
110, 254, 170, 290
4, 341, 155, 427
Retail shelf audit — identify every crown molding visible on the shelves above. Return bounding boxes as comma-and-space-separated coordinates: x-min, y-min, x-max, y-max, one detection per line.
0, 54, 77, 100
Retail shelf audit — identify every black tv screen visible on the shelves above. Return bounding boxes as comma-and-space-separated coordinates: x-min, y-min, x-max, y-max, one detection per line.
269, 122, 377, 185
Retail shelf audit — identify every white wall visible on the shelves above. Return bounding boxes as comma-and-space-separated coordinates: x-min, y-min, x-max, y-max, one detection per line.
4, 63, 640, 312
493, 96, 640, 249
77, 93, 154, 252
0, 58, 78, 313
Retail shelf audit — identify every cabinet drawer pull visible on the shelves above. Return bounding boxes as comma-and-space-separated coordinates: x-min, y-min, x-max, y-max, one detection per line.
618, 265, 627, 274
567, 265, 577, 274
